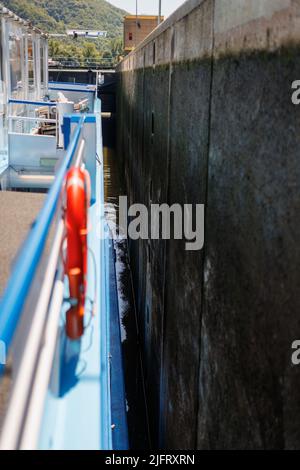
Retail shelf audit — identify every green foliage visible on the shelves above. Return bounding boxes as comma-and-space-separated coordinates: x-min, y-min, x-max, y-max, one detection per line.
2, 0, 127, 60
82, 42, 99, 60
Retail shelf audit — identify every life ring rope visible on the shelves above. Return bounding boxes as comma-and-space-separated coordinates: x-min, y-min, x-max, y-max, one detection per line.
64, 166, 91, 340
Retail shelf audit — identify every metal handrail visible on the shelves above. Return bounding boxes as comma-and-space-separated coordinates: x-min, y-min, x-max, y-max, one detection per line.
0, 116, 85, 366
8, 116, 57, 124
8, 99, 56, 107
49, 80, 96, 87
48, 85, 96, 94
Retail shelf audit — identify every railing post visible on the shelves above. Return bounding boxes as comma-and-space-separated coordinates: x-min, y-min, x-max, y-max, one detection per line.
62, 115, 72, 150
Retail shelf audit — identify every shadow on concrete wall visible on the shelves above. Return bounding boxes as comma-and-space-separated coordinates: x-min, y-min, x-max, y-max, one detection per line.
116, 0, 300, 450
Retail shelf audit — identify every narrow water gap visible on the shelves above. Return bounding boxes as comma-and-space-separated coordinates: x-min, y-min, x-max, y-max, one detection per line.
102, 115, 150, 449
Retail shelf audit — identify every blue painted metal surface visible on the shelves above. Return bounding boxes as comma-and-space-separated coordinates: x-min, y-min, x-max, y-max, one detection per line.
49, 87, 95, 94
38, 99, 127, 449
49, 81, 95, 87
39, 202, 112, 449
8, 99, 57, 107
62, 114, 96, 151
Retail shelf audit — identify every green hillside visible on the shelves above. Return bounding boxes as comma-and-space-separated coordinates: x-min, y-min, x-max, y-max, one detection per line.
1, 0, 128, 61
1, 0, 127, 37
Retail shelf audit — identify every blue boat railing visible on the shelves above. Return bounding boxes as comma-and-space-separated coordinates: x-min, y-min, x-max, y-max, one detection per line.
0, 97, 128, 451
0, 115, 85, 368
8, 99, 57, 107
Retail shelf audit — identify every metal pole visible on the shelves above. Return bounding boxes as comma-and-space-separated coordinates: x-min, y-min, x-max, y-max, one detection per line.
158, 0, 162, 25
135, 0, 138, 48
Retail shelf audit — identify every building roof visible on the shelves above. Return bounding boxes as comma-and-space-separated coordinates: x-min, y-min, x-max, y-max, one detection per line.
124, 15, 164, 21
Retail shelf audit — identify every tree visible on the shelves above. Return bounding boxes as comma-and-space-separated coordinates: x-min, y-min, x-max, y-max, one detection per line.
49, 39, 61, 58
1, 0, 127, 60
82, 42, 100, 61
110, 37, 123, 57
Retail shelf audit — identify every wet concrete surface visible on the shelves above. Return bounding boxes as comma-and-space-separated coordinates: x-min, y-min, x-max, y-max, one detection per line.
116, 0, 300, 449
197, 50, 300, 450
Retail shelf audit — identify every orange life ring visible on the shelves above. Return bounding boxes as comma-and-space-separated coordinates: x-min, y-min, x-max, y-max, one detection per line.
64, 167, 90, 340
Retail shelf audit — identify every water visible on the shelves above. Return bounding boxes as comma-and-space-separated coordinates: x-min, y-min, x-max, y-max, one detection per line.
103, 146, 150, 449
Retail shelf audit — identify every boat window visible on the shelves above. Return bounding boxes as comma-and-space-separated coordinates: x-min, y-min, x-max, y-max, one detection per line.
28, 35, 35, 95
34, 35, 41, 98
40, 41, 44, 92
0, 19, 6, 166
0, 19, 3, 110
8, 24, 24, 100
43, 40, 48, 91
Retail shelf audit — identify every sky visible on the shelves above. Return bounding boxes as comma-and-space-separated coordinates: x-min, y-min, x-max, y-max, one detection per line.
108, 0, 185, 18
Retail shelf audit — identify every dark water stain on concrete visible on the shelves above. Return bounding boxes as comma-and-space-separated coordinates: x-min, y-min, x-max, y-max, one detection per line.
103, 144, 150, 449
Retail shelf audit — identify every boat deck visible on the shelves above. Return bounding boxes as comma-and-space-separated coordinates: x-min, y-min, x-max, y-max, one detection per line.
0, 191, 45, 296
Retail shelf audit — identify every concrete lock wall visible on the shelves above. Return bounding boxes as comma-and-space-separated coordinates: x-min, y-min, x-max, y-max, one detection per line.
116, 0, 300, 449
